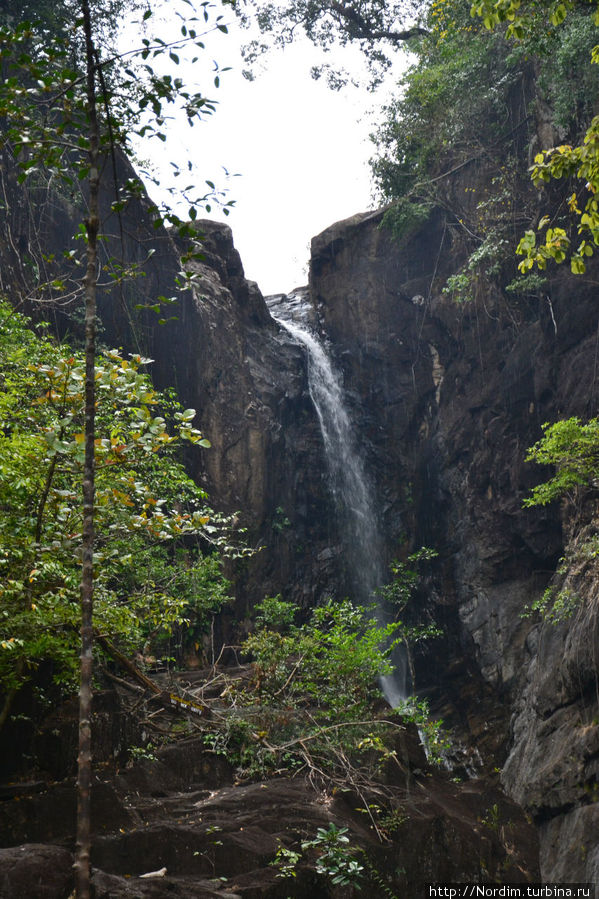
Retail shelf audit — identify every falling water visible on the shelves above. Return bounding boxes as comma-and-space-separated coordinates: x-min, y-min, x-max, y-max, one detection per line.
273, 310, 408, 704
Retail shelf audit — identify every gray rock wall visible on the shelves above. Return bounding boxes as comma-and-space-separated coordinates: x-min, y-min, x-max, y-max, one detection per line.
305, 206, 599, 884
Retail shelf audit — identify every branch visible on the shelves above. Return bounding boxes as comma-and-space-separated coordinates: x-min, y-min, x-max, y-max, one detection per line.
329, 1, 429, 43
95, 629, 210, 717
270, 717, 405, 752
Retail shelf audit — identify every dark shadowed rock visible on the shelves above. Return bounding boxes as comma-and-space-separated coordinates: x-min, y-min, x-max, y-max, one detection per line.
305, 206, 599, 882
0, 844, 73, 899
0, 720, 538, 897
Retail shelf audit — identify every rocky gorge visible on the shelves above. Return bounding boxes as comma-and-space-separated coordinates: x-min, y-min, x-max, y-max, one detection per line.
1, 133, 599, 892
193, 204, 599, 886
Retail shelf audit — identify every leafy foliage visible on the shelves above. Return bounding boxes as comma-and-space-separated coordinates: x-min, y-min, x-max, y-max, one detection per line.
534, 9, 599, 136
200, 595, 405, 783
0, 2, 236, 891
270, 844, 301, 879
522, 417, 599, 623
270, 823, 365, 890
0, 0, 244, 706
370, 0, 535, 301
367, 0, 599, 302
301, 823, 365, 888
376, 546, 442, 678
522, 523, 599, 624
471, 0, 599, 276
0, 301, 236, 694
524, 582, 580, 624
243, 596, 399, 718
371, 1, 518, 204
523, 417, 599, 508
200, 555, 446, 789
0, 0, 233, 304
393, 697, 451, 765
378, 549, 437, 618
471, 0, 586, 39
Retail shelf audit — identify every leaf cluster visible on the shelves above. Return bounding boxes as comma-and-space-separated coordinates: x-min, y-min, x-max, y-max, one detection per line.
471, 0, 599, 276
270, 822, 366, 890
371, 2, 516, 207
301, 823, 365, 888
197, 592, 449, 838
243, 596, 399, 718
376, 547, 441, 645
0, 301, 238, 694
199, 596, 412, 788
372, 0, 599, 298
0, 0, 234, 272
236, 0, 428, 89
523, 416, 599, 507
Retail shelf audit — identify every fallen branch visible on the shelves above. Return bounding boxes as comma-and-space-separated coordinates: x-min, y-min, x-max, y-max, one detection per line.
95, 629, 210, 718
103, 671, 144, 693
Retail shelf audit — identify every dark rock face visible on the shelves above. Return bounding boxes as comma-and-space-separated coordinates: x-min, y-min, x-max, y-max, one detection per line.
500, 517, 599, 883
168, 223, 343, 616
305, 208, 599, 883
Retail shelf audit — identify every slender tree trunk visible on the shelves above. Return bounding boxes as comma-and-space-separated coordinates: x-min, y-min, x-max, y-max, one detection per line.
75, 2, 100, 896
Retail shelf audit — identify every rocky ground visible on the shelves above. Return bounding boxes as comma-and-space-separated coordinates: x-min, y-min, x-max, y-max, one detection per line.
0, 667, 539, 898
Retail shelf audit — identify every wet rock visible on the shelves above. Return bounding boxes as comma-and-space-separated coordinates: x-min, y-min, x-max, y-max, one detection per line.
0, 779, 134, 847
92, 869, 245, 898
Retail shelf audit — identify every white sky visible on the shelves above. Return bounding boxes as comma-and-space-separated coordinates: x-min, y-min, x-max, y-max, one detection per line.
128, 6, 407, 295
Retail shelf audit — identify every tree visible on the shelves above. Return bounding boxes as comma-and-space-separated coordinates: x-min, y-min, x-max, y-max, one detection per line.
523, 417, 599, 508
371, 0, 521, 210
520, 415, 599, 623
0, 1, 234, 894
0, 301, 239, 893
0, 300, 234, 710
235, 0, 428, 87
78, 8, 100, 887
243, 596, 400, 717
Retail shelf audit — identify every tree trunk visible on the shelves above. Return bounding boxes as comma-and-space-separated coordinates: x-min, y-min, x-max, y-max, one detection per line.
75, 2, 100, 896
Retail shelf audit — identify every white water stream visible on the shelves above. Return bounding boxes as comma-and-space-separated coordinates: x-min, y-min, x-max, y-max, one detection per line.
274, 312, 408, 704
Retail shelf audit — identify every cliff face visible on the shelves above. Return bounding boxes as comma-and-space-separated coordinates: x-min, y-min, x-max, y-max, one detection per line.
144, 202, 599, 883
0, 151, 347, 619
167, 223, 345, 620
305, 207, 599, 883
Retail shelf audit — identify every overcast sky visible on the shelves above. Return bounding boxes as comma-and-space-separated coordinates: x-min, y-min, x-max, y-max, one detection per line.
129, 6, 407, 295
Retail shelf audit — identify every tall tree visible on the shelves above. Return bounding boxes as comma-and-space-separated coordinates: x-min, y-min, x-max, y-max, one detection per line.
0, 1, 234, 894
76, 3, 99, 892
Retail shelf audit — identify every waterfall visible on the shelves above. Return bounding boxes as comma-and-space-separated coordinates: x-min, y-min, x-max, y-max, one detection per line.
272, 307, 408, 704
